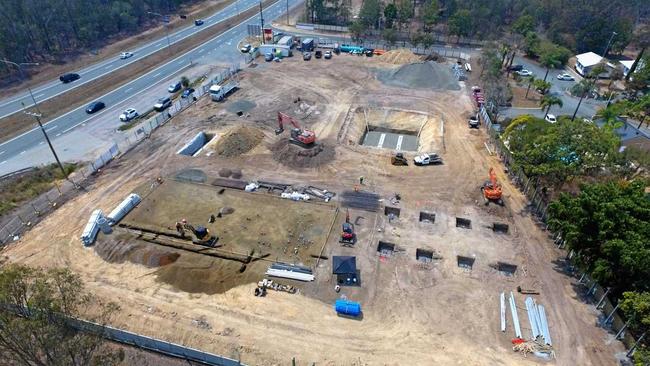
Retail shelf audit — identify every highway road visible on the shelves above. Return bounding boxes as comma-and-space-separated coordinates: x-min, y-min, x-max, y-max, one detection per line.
0, 0, 301, 175
0, 0, 262, 120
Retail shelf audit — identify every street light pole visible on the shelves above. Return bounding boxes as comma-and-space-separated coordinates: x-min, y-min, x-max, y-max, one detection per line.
148, 12, 172, 55
259, 0, 265, 44
286, 0, 289, 25
602, 31, 617, 58
1, 59, 67, 177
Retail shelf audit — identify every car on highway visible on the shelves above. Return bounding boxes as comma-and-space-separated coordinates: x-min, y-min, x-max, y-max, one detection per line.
194, 19, 204, 26
324, 51, 332, 59
119, 108, 138, 122
167, 81, 182, 93
85, 101, 105, 114
264, 53, 273, 62
507, 64, 523, 72
303, 52, 311, 61
120, 51, 134, 59
516, 69, 533, 77
545, 114, 557, 123
154, 97, 172, 111
59, 73, 80, 83
240, 44, 252, 53
557, 73, 575, 81
181, 88, 195, 98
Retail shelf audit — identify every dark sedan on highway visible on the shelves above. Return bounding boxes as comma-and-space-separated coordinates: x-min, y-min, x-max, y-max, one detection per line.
85, 101, 105, 114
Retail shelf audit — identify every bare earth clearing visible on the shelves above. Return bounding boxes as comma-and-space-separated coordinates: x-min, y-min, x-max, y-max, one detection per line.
1, 53, 622, 364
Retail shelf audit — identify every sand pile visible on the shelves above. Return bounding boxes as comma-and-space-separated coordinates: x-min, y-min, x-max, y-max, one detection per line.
214, 126, 264, 157
270, 139, 335, 168
377, 61, 461, 91
377, 48, 422, 65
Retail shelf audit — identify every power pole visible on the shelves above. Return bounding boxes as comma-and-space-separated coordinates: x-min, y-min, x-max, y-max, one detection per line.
259, 0, 265, 44
23, 107, 66, 176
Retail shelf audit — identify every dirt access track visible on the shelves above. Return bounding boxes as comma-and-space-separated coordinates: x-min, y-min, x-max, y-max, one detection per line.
2, 52, 623, 364
0, 0, 277, 143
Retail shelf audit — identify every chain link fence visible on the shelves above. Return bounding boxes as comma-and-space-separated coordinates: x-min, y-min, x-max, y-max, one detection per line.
480, 106, 641, 359
0, 64, 241, 246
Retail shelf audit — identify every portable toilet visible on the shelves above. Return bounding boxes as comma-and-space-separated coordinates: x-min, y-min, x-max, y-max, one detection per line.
334, 299, 361, 317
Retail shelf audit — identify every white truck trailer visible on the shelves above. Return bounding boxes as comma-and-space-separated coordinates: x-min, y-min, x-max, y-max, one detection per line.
209, 81, 239, 101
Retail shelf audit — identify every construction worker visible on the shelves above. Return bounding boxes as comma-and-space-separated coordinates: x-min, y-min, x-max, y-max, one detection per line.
359, 176, 364, 185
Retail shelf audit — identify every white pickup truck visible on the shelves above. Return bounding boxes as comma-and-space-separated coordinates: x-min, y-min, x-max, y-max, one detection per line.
209, 81, 239, 102
414, 153, 443, 166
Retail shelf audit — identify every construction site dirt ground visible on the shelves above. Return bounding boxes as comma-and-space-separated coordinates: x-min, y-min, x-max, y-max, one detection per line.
1, 52, 623, 365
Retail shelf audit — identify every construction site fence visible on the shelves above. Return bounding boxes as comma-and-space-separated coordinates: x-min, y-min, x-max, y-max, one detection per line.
0, 65, 240, 247
480, 106, 642, 359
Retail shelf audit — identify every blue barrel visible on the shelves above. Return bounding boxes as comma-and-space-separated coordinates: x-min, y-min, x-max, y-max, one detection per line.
335, 299, 361, 317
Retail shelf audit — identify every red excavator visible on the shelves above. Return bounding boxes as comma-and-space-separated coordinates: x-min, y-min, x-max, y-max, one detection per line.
340, 209, 356, 245
481, 168, 504, 206
275, 112, 316, 148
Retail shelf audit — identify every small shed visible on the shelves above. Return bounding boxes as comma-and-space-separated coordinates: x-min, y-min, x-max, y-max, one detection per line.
332, 256, 359, 286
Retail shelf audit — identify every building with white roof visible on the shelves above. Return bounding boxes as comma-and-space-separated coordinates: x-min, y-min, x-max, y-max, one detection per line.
575, 52, 604, 76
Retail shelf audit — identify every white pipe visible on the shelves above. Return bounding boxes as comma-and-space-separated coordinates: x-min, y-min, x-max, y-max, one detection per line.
509, 292, 522, 338
500, 292, 506, 332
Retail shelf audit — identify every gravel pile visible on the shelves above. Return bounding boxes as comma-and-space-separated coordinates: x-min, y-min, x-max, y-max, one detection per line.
377, 61, 461, 91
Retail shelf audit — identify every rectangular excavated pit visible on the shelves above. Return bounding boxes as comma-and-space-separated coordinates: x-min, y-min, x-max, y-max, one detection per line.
416, 248, 435, 263
384, 206, 401, 217
456, 217, 472, 229
377, 241, 395, 256
492, 223, 509, 234
177, 131, 215, 157
361, 127, 418, 151
457, 255, 475, 269
497, 262, 517, 276
419, 211, 435, 223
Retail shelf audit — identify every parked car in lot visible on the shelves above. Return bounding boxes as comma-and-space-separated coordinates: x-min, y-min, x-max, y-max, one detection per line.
303, 52, 311, 61
557, 73, 575, 81
194, 19, 204, 26
507, 64, 523, 72
85, 101, 105, 114
167, 81, 182, 93
154, 97, 172, 111
240, 44, 252, 53
59, 73, 80, 83
516, 69, 533, 77
119, 108, 138, 122
181, 88, 195, 98
324, 51, 332, 59
545, 114, 557, 123
120, 51, 134, 59
264, 53, 273, 62
315, 50, 322, 59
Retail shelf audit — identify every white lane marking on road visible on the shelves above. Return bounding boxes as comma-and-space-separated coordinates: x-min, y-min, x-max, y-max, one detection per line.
125, 88, 133, 93
45, 125, 58, 132
377, 133, 386, 148
35, 93, 45, 99
56, 133, 61, 137
153, 72, 161, 78
396, 135, 404, 150
0, 161, 6, 165
39, 141, 44, 145
178, 60, 185, 64
0, 151, 4, 155
199, 48, 205, 53
156, 43, 162, 47
19, 150, 26, 155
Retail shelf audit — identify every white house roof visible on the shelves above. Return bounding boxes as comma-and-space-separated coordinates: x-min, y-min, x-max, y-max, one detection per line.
620, 60, 634, 70
576, 52, 603, 67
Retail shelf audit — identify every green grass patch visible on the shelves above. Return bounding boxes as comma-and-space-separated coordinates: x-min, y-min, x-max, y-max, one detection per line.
0, 163, 77, 216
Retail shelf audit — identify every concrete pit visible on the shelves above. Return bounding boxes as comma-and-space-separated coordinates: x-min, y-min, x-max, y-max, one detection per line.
456, 217, 472, 229
419, 211, 436, 223
457, 255, 475, 270
416, 248, 435, 263
492, 223, 509, 234
377, 241, 395, 256
384, 206, 401, 217
497, 262, 517, 276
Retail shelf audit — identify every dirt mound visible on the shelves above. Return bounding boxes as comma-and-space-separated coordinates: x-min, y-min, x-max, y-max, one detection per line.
174, 168, 207, 183
95, 236, 180, 267
214, 126, 264, 157
270, 139, 335, 168
218, 168, 232, 177
377, 48, 422, 65
231, 169, 242, 179
377, 61, 461, 91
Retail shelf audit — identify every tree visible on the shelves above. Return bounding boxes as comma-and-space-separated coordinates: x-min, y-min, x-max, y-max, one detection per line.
571, 63, 607, 120
511, 14, 535, 35
420, 33, 434, 51
625, 25, 650, 82
358, 0, 381, 29
383, 3, 397, 29
421, 0, 439, 31
594, 104, 625, 129
180, 76, 190, 88
525, 75, 536, 99
410, 32, 423, 49
547, 180, 650, 295
0, 265, 122, 365
448, 9, 471, 41
540, 95, 563, 118
349, 21, 366, 43
537, 41, 571, 81
533, 79, 551, 95
396, 0, 414, 32
626, 55, 650, 95
382, 28, 397, 46
522, 32, 540, 57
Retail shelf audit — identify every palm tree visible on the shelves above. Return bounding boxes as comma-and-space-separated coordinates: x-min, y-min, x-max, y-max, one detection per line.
540, 95, 563, 118
571, 63, 607, 121
525, 75, 536, 99
594, 104, 624, 129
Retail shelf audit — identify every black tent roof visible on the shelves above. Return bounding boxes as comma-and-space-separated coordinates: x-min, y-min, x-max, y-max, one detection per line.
332, 256, 357, 274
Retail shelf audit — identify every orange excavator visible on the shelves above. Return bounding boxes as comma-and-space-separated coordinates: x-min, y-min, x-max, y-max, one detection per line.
275, 112, 316, 148
481, 168, 504, 206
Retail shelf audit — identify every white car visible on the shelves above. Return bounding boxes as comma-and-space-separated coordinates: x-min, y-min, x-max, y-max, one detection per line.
120, 52, 134, 59
516, 69, 533, 77
557, 73, 575, 81
240, 44, 251, 53
545, 114, 557, 123
119, 108, 138, 122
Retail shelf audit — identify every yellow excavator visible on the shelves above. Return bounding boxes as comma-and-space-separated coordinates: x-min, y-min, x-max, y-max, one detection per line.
175, 219, 217, 247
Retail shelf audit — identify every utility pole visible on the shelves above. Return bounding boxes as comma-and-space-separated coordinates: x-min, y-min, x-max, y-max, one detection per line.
259, 0, 265, 44
286, 0, 290, 25
602, 31, 617, 58
1, 59, 67, 177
